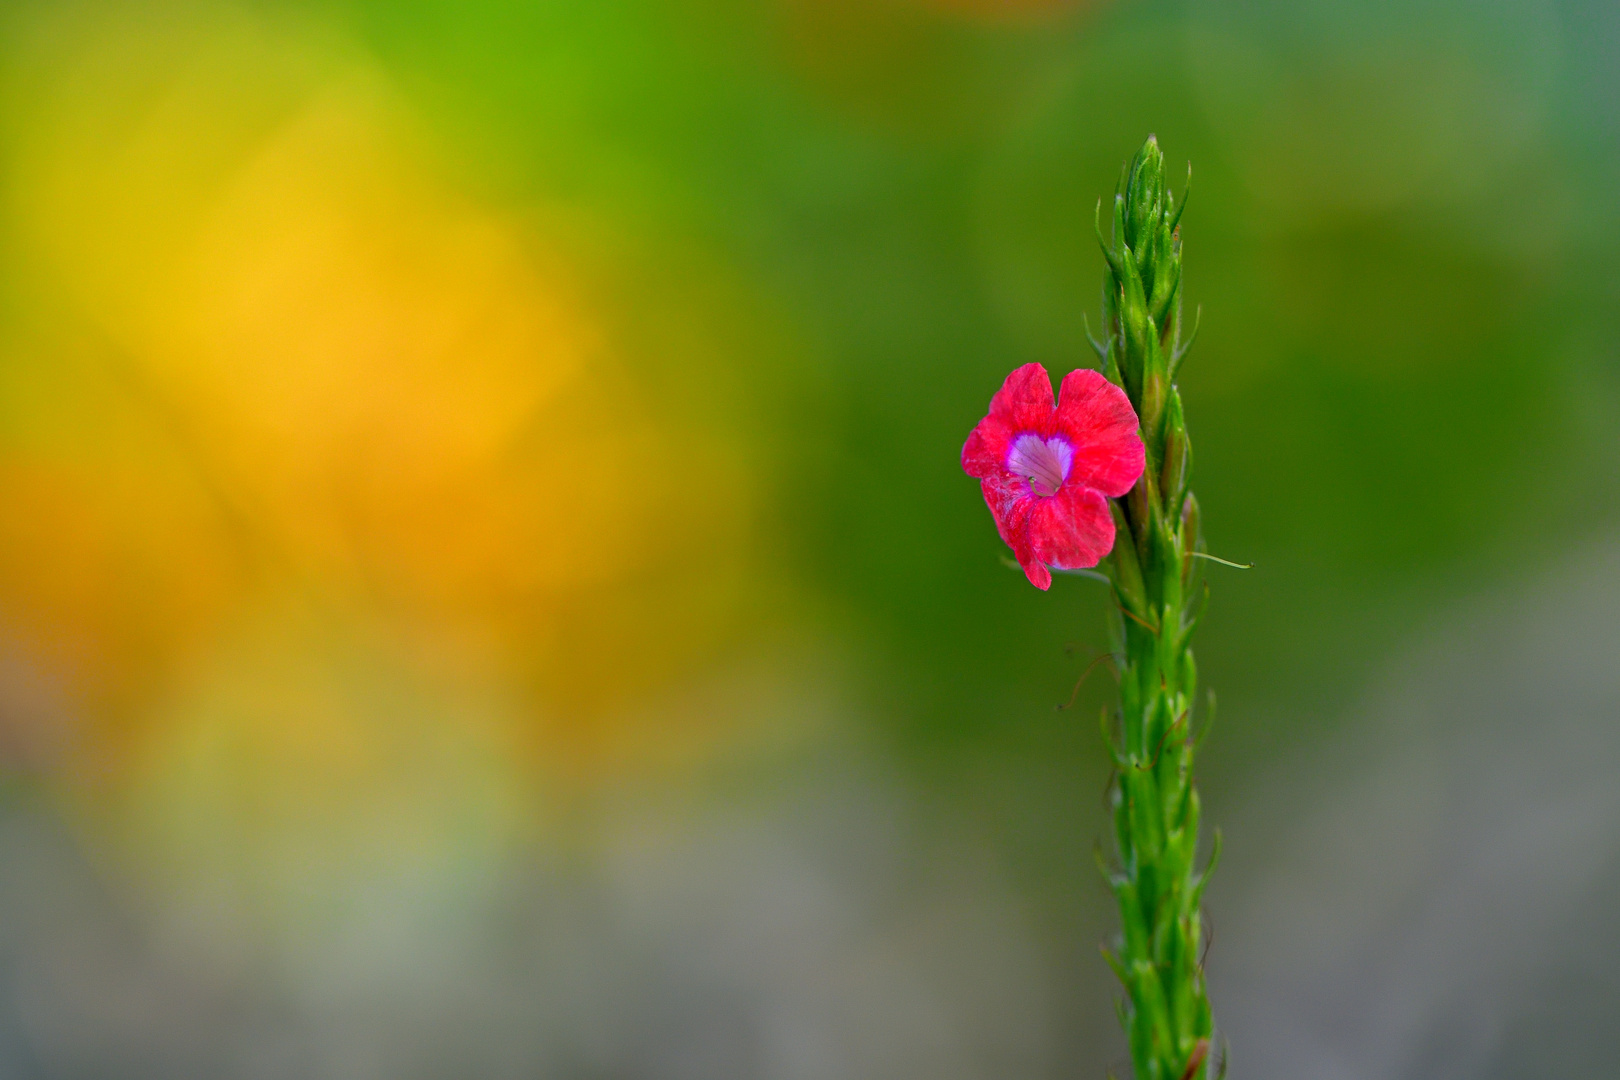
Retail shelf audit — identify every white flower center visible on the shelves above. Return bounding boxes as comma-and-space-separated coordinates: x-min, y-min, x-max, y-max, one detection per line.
1007, 434, 1072, 498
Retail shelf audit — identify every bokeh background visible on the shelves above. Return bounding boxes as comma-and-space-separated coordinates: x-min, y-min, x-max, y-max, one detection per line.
0, 0, 1615, 1077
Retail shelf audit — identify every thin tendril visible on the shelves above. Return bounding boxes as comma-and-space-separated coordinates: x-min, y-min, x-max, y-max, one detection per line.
1188, 552, 1253, 569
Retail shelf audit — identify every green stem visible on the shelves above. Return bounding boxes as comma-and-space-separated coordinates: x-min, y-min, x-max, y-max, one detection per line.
1099, 135, 1217, 1080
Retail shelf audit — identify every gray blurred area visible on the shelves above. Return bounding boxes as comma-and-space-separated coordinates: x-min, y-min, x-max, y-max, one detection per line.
1213, 539, 1620, 1080
0, 752, 1055, 1080
1, 547, 1617, 1077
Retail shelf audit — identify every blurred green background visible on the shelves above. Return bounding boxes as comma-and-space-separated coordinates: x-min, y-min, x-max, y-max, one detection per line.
0, 0, 1615, 1076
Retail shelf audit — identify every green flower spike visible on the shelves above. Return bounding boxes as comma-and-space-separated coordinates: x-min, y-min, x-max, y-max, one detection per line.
1094, 135, 1223, 1080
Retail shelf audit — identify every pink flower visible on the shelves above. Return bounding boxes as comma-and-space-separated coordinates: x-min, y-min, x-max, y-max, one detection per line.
962, 363, 1145, 590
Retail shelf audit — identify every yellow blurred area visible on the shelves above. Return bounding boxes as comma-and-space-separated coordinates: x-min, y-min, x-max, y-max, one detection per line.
0, 2, 771, 856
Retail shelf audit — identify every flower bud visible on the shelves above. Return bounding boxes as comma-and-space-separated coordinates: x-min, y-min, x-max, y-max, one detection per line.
1119, 246, 1152, 376
1179, 491, 1201, 593
1127, 477, 1152, 557
1126, 135, 1165, 253
1103, 344, 1124, 389
1096, 198, 1126, 285
1160, 391, 1189, 513
1150, 256, 1181, 332
1139, 328, 1169, 445
1109, 500, 1147, 615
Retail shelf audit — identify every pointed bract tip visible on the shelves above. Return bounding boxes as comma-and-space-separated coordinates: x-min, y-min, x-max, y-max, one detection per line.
1124, 135, 1166, 246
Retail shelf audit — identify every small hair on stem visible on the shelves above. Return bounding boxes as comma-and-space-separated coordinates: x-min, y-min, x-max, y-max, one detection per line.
1189, 551, 1253, 570
1177, 1039, 1210, 1080
1199, 909, 1215, 973
1134, 708, 1188, 771
1118, 605, 1160, 633
1084, 312, 1109, 362
1058, 651, 1119, 711
999, 556, 1110, 584
1053, 566, 1112, 583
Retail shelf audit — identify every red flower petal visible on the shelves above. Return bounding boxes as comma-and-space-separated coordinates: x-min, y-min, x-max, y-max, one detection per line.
977, 474, 1051, 588
1017, 549, 1053, 591
978, 472, 1028, 549
1029, 483, 1115, 571
962, 362, 1055, 479
961, 414, 1012, 479
988, 362, 1056, 433
1054, 369, 1144, 498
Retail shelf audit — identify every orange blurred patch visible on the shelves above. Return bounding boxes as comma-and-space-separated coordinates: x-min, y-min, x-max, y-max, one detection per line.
0, 355, 244, 771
